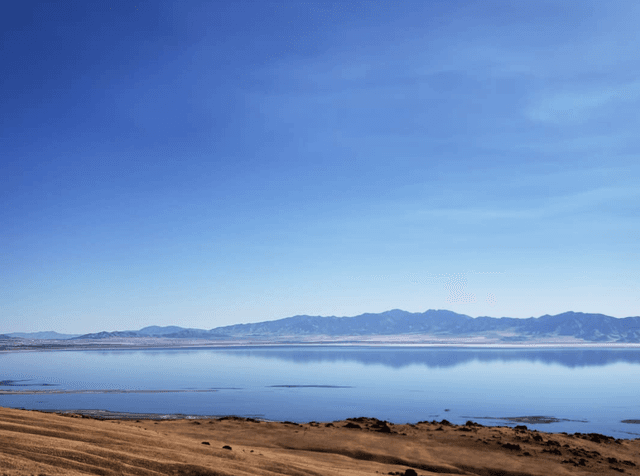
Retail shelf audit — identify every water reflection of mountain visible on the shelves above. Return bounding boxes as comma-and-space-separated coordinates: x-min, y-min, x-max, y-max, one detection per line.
218, 348, 640, 369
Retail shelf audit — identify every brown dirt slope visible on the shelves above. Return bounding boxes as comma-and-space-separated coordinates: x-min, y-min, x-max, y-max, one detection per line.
1, 408, 639, 475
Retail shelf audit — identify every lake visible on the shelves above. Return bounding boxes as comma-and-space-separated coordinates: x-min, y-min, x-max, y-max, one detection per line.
1, 346, 640, 439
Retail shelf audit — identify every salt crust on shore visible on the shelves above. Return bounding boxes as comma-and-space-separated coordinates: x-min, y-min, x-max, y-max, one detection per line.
1, 407, 639, 475
3, 337, 640, 354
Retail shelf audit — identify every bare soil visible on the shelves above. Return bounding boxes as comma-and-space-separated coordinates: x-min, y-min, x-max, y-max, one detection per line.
1, 407, 639, 475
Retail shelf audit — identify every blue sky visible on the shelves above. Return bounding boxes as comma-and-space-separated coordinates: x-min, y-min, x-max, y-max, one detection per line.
2, 1, 639, 333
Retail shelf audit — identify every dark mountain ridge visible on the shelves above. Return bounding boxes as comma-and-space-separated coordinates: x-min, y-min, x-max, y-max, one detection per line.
62, 310, 640, 343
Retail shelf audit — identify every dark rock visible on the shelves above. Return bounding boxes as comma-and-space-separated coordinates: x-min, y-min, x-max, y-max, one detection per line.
502, 443, 521, 451
404, 470, 418, 476
202, 441, 210, 445
348, 417, 368, 423
587, 433, 614, 443
222, 445, 232, 450
371, 420, 391, 433
370, 420, 389, 429
344, 422, 361, 429
542, 448, 562, 456
515, 425, 528, 431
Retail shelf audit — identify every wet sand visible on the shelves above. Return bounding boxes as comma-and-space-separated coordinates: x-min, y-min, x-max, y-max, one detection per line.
2, 407, 639, 475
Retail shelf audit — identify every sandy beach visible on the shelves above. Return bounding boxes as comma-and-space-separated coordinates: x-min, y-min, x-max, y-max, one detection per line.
1, 407, 639, 475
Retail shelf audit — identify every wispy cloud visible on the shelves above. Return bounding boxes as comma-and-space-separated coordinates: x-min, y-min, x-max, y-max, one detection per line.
405, 185, 640, 223
526, 82, 640, 124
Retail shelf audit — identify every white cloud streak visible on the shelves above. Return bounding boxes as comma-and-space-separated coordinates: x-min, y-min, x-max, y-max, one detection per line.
406, 185, 640, 223
526, 82, 640, 124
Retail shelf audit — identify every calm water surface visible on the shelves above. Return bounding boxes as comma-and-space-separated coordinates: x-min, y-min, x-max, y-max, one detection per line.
1, 346, 639, 439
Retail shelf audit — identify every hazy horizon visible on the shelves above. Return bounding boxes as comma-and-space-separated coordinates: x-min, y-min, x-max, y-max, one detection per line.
3, 1, 639, 334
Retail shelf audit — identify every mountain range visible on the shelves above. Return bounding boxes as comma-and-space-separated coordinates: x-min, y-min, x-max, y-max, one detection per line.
5, 331, 81, 340
6, 310, 640, 343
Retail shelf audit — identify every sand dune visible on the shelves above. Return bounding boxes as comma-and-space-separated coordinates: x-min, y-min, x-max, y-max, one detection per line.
1, 407, 638, 475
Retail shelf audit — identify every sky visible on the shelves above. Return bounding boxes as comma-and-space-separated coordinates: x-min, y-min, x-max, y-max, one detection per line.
2, 0, 639, 334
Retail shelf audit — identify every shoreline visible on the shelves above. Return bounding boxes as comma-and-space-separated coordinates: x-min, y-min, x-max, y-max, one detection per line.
0, 388, 221, 395
6, 406, 640, 439
2, 406, 639, 475
3, 340, 640, 354
25, 408, 640, 439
